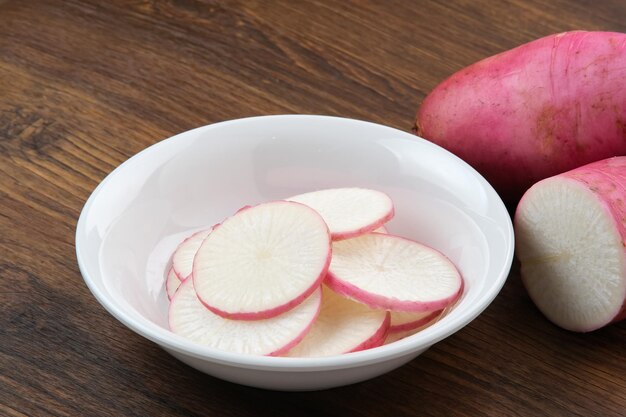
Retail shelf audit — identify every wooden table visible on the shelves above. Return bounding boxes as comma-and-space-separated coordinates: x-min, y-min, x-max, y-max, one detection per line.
1, 1, 624, 416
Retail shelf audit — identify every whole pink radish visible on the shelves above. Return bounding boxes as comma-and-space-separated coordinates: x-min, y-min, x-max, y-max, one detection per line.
514, 156, 625, 332
415, 31, 626, 203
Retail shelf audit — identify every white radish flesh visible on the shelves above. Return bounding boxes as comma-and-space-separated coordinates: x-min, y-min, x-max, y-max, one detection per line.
515, 157, 626, 332
169, 279, 322, 356
193, 201, 331, 320
287, 188, 394, 240
172, 228, 212, 281
327, 233, 462, 312
389, 310, 442, 333
285, 286, 390, 357
165, 267, 181, 301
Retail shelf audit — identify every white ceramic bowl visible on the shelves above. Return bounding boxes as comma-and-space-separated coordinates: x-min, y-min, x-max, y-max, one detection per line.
76, 115, 514, 391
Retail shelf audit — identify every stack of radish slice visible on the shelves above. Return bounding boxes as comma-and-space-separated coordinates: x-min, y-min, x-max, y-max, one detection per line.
165, 188, 463, 357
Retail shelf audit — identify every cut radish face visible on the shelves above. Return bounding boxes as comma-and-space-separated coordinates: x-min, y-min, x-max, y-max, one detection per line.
165, 267, 181, 301
169, 279, 322, 356
193, 201, 331, 320
172, 228, 213, 281
389, 310, 442, 333
286, 188, 394, 240
285, 286, 389, 357
515, 157, 626, 332
327, 233, 462, 312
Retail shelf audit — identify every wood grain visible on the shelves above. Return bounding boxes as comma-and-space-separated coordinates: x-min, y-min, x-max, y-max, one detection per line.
1, 1, 625, 416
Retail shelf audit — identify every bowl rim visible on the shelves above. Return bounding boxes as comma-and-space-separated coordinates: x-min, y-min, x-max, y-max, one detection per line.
75, 114, 514, 370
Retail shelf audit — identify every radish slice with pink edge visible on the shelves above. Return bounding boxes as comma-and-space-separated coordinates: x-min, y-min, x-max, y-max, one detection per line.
385, 313, 442, 344
384, 329, 414, 345
193, 201, 331, 320
389, 309, 442, 333
384, 325, 427, 345
169, 279, 322, 356
327, 233, 463, 312
172, 228, 213, 281
165, 267, 181, 301
285, 286, 390, 357
286, 188, 394, 240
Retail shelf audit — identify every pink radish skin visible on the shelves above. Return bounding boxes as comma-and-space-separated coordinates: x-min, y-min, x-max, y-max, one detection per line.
384, 329, 415, 345
287, 188, 394, 240
384, 318, 438, 345
269, 301, 323, 356
193, 201, 332, 320
415, 31, 626, 202
172, 228, 213, 281
385, 312, 443, 344
389, 310, 442, 334
198, 271, 328, 321
165, 267, 181, 301
333, 218, 394, 241
327, 233, 463, 312
169, 279, 322, 356
269, 317, 320, 357
347, 315, 390, 352
326, 275, 457, 312
234, 205, 252, 214
285, 286, 390, 357
515, 157, 626, 332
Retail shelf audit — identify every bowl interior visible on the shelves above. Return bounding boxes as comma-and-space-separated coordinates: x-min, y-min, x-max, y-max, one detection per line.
77, 115, 513, 360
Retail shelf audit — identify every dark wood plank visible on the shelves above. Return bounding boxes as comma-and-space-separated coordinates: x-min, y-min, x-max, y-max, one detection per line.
1, 1, 625, 416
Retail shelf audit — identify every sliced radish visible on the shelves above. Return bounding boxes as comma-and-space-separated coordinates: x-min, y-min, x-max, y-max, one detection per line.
389, 310, 442, 333
384, 329, 414, 345
515, 157, 626, 332
385, 313, 441, 344
165, 267, 181, 301
327, 233, 462, 312
172, 228, 213, 281
286, 188, 394, 240
169, 279, 322, 356
285, 286, 389, 357
193, 201, 331, 320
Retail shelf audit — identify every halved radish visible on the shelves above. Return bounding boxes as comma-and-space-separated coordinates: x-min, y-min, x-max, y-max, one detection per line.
193, 201, 331, 320
389, 310, 442, 333
285, 286, 389, 357
172, 228, 213, 281
515, 157, 626, 332
169, 279, 322, 356
165, 267, 181, 301
286, 188, 394, 240
327, 233, 462, 312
